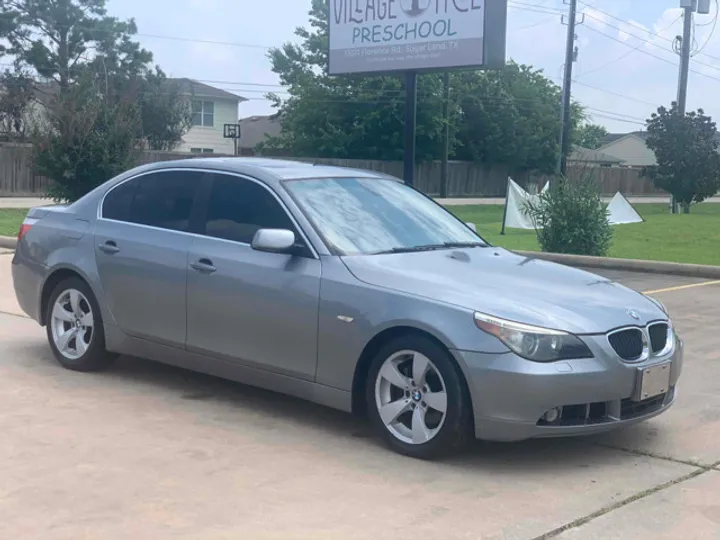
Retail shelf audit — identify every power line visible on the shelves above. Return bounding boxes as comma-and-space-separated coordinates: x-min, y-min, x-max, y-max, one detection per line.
509, 1, 564, 13
584, 10, 720, 73
588, 113, 646, 125
136, 33, 270, 50
578, 14, 683, 77
578, 0, 720, 64
570, 79, 658, 107
583, 23, 720, 84
585, 106, 646, 122
0, 63, 663, 117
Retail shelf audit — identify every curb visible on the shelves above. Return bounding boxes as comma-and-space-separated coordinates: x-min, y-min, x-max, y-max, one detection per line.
515, 250, 720, 279
0, 236, 16, 250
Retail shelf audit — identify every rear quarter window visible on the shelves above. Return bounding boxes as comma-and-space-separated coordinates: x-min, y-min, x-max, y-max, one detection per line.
102, 178, 138, 222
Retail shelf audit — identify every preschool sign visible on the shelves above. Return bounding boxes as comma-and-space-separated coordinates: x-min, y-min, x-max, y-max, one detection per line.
328, 0, 507, 75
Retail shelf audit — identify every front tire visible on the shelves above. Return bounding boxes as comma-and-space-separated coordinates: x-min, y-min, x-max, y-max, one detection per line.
46, 277, 116, 372
366, 335, 472, 459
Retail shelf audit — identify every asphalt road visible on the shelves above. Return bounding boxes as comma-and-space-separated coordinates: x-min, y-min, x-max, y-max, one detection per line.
1, 253, 719, 539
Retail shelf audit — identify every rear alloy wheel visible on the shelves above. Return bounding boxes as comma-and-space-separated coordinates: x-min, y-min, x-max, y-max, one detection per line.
46, 278, 115, 372
366, 336, 472, 459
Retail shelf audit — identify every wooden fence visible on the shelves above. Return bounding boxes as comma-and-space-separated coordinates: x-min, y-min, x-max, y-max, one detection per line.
0, 143, 51, 196
1, 143, 665, 197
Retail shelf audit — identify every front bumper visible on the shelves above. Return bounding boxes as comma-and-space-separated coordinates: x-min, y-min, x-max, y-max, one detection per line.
452, 333, 683, 442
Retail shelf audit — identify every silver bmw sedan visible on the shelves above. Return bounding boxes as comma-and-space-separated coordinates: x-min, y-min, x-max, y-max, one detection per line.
11, 158, 682, 459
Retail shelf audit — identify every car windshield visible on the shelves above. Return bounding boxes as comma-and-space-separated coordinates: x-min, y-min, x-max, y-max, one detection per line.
284, 177, 487, 255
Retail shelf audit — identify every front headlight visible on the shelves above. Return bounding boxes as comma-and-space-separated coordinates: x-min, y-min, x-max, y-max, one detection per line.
473, 312, 593, 362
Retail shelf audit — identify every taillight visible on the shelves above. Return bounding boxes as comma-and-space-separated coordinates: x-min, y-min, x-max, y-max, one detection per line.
18, 223, 32, 241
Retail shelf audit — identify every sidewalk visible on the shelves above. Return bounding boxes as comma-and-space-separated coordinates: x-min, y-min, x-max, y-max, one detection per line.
0, 197, 53, 208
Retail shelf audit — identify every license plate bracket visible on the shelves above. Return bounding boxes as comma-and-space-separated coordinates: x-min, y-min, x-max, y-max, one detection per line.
633, 361, 671, 402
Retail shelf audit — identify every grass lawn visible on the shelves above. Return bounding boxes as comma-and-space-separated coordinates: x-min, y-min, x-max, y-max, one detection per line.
449, 203, 720, 266
0, 208, 28, 238
1, 203, 719, 266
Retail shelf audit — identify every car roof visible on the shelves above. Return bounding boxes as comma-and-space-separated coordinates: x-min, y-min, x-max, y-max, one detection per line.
134, 157, 401, 184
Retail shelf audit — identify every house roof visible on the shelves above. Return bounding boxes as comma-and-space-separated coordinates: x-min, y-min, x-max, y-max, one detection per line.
568, 146, 625, 164
601, 131, 648, 146
238, 114, 282, 149
168, 78, 246, 102
0, 79, 59, 107
603, 130, 720, 146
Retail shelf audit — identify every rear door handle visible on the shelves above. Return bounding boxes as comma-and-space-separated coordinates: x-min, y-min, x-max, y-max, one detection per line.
190, 258, 217, 274
98, 241, 120, 254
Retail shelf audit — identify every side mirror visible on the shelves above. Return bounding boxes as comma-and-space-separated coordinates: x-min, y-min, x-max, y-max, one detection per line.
251, 229, 296, 253
465, 222, 477, 232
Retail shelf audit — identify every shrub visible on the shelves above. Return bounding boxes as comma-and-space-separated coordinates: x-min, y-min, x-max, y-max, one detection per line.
524, 175, 613, 256
35, 74, 142, 203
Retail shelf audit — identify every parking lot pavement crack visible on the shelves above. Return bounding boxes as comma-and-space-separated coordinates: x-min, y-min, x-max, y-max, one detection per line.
530, 466, 710, 540
0, 310, 29, 320
586, 441, 708, 469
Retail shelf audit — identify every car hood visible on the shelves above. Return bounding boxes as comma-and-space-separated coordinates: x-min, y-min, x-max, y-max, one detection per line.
340, 248, 664, 334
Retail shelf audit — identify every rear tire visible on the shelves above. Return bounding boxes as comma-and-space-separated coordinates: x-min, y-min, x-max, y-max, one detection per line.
45, 277, 116, 372
366, 335, 472, 459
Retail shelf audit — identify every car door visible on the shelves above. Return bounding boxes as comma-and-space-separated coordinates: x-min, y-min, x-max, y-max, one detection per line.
95, 169, 205, 348
186, 172, 321, 381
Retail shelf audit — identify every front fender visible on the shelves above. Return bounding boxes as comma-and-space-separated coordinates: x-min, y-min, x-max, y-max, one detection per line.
314, 257, 507, 392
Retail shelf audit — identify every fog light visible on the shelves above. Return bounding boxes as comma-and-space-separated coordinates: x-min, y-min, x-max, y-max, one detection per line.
542, 407, 561, 423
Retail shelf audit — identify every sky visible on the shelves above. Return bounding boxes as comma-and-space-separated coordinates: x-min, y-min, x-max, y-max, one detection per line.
106, 0, 720, 134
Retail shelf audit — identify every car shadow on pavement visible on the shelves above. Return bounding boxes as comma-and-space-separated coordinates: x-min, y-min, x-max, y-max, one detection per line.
24, 344, 657, 474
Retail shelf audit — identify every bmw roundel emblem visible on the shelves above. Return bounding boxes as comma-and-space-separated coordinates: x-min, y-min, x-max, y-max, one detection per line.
627, 309, 640, 320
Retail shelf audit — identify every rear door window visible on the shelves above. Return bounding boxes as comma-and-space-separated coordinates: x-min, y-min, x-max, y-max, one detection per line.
102, 171, 204, 232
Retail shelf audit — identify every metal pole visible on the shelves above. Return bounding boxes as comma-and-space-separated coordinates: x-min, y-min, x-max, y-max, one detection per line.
558, 0, 578, 177
404, 71, 418, 187
500, 186, 509, 235
673, 5, 693, 214
440, 71, 450, 198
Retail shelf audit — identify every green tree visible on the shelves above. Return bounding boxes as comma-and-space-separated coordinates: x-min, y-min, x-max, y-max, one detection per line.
35, 71, 141, 202
0, 69, 34, 139
0, 0, 152, 90
573, 123, 608, 149
261, 0, 447, 161
123, 67, 192, 151
451, 63, 586, 173
644, 103, 720, 213
1, 0, 192, 197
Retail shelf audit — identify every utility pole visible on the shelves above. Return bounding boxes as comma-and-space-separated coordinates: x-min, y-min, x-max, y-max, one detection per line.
673, 1, 695, 213
557, 0, 581, 176
440, 72, 450, 198
403, 71, 418, 187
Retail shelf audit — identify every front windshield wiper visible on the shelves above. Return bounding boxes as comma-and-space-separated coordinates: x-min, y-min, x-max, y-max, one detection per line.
441, 241, 488, 248
373, 241, 487, 255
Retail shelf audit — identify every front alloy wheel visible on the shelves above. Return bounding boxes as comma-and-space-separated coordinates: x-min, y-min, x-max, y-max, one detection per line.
374, 350, 448, 445
367, 336, 472, 459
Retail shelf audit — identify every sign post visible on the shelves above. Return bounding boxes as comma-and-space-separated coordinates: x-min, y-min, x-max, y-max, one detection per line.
403, 71, 417, 186
327, 0, 507, 187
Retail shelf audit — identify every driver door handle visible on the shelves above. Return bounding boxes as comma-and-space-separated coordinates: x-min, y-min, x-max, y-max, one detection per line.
190, 258, 217, 274
98, 240, 120, 254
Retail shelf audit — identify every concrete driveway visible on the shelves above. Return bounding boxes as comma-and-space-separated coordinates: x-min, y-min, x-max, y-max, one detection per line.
1, 253, 719, 539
